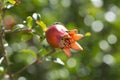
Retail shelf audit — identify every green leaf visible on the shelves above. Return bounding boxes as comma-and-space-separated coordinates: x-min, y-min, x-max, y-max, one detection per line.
34, 25, 43, 35
12, 24, 26, 31
5, 31, 33, 44
9, 49, 37, 73
21, 33, 32, 41
13, 49, 37, 65
8, 0, 16, 4
34, 25, 45, 41
36, 21, 47, 31
27, 16, 33, 29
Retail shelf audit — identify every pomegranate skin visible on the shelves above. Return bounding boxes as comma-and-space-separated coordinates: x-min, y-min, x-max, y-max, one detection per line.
45, 24, 68, 48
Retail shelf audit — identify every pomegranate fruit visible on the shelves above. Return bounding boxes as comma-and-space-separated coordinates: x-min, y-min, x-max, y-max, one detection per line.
4, 15, 16, 29
45, 24, 83, 57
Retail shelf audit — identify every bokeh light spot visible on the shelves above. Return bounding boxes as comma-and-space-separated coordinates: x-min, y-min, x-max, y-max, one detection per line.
59, 68, 69, 78
67, 58, 77, 68
11, 43, 20, 51
4, 43, 8, 47
104, 11, 116, 22
0, 66, 4, 72
103, 54, 115, 65
27, 65, 36, 75
91, 0, 103, 8
6, 47, 13, 55
77, 67, 90, 77
61, 0, 71, 8
17, 24, 25, 28
91, 20, 104, 32
84, 15, 95, 26
110, 5, 119, 14
18, 76, 26, 80
107, 34, 117, 44
99, 40, 111, 51
49, 0, 58, 5
46, 68, 69, 80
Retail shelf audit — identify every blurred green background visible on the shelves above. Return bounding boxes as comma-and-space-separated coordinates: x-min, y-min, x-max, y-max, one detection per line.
0, 0, 120, 80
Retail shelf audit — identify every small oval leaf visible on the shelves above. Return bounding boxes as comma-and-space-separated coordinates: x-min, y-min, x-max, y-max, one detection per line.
14, 49, 37, 65
27, 16, 33, 29
36, 21, 47, 31
9, 0, 16, 4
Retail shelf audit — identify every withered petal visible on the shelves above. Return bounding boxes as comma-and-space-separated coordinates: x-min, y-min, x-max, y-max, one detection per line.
71, 42, 83, 51
62, 48, 71, 57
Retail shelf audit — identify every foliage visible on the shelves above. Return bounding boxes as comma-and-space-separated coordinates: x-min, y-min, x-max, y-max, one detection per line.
0, 0, 120, 80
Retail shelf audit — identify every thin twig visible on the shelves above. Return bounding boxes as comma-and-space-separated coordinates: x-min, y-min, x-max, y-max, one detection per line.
13, 49, 55, 77
13, 58, 41, 77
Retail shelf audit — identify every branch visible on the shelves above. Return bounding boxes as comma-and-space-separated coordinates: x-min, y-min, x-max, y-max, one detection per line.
0, 31, 13, 80
13, 58, 41, 77
12, 48, 55, 77
0, 6, 13, 80
0, 28, 32, 34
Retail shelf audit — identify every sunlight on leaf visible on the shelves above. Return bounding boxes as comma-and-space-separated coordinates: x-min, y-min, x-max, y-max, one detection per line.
36, 21, 47, 31
21, 33, 33, 42
12, 24, 25, 31
5, 4, 14, 9
8, 0, 16, 4
19, 49, 37, 58
0, 66, 4, 73
32, 13, 41, 21
45, 57, 65, 65
27, 16, 33, 29
0, 57, 4, 64
54, 58, 65, 65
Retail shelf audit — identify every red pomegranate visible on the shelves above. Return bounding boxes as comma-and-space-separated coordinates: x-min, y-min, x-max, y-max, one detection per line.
4, 15, 16, 29
45, 24, 83, 57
